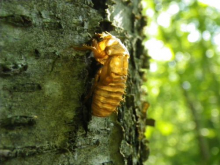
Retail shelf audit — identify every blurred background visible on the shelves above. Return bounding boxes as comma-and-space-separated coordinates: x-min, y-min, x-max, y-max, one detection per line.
141, 0, 220, 164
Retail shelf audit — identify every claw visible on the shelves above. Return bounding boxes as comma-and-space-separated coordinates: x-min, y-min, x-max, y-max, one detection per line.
73, 45, 95, 51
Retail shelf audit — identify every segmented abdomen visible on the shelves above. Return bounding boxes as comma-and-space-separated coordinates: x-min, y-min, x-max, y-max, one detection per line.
92, 80, 126, 117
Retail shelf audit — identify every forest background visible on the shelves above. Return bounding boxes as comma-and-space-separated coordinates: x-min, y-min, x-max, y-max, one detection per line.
142, 0, 220, 165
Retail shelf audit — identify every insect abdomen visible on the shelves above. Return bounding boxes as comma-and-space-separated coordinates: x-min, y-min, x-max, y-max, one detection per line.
92, 81, 126, 117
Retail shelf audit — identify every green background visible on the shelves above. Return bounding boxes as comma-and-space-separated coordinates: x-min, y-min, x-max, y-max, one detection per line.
142, 0, 220, 165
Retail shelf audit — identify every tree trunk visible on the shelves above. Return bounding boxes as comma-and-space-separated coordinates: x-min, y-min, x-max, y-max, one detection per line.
0, 0, 150, 164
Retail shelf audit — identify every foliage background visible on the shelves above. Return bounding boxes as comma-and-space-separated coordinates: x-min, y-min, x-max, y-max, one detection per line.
142, 0, 220, 164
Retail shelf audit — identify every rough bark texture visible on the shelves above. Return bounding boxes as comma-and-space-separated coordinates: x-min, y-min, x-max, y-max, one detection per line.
0, 0, 150, 165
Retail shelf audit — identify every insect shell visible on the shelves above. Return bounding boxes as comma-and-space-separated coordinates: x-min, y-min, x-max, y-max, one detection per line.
78, 32, 129, 117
